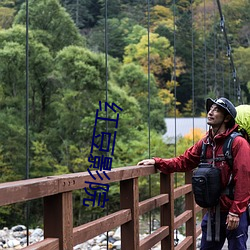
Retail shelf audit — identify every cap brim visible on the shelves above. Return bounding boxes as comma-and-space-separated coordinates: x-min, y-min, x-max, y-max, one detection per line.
206, 98, 215, 113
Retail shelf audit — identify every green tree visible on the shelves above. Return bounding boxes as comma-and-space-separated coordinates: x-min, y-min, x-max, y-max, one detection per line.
0, 6, 15, 29
124, 32, 185, 87
116, 63, 165, 132
0, 25, 56, 132
30, 141, 57, 177
14, 0, 84, 52
61, 0, 101, 28
234, 46, 250, 102
86, 17, 139, 60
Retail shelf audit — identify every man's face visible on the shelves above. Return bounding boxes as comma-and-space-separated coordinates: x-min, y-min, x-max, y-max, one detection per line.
207, 104, 226, 127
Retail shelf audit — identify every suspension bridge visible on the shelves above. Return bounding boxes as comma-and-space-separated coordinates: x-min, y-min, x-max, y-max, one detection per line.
0, 0, 248, 249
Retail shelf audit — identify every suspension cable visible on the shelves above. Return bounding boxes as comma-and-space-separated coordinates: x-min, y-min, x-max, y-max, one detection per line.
147, 0, 152, 234
203, 0, 207, 97
104, 0, 109, 247
213, 0, 217, 94
172, 0, 179, 245
216, 0, 242, 104
25, 0, 30, 245
218, 32, 225, 96
191, 0, 195, 144
173, 1, 177, 158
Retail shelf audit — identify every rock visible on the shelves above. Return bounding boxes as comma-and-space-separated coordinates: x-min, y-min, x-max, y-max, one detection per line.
14, 245, 22, 249
12, 231, 25, 238
113, 227, 120, 240
95, 234, 106, 243
11, 226, 26, 232
113, 240, 121, 249
30, 228, 43, 238
7, 239, 20, 247
107, 231, 114, 237
87, 238, 94, 245
0, 230, 7, 238
100, 240, 107, 246
108, 236, 116, 243
73, 243, 87, 249
91, 245, 100, 250
20, 237, 27, 245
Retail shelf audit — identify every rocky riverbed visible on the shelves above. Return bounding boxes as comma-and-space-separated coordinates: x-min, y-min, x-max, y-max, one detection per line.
0, 225, 188, 249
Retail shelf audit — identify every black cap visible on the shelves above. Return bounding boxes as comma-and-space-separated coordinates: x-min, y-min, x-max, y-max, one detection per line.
206, 97, 237, 119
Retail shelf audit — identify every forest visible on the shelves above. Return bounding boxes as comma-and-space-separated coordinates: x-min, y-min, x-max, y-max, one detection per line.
0, 0, 249, 227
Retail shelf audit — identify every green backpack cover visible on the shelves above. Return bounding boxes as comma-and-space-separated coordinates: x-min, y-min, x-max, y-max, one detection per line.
235, 105, 250, 140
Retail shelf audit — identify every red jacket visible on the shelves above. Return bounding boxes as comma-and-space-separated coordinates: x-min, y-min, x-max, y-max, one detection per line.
154, 124, 250, 216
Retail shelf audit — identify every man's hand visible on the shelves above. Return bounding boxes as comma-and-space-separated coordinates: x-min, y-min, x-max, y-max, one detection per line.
226, 213, 240, 230
137, 159, 155, 166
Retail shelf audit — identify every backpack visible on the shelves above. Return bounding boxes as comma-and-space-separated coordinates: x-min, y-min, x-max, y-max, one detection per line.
192, 162, 221, 208
192, 131, 241, 208
235, 105, 250, 142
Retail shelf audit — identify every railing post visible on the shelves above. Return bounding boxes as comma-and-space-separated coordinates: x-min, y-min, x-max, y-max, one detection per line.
185, 171, 196, 250
120, 178, 139, 250
44, 192, 73, 250
160, 173, 174, 250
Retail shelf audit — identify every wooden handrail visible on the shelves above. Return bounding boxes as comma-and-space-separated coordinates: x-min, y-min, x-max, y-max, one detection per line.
0, 165, 156, 206
0, 165, 203, 249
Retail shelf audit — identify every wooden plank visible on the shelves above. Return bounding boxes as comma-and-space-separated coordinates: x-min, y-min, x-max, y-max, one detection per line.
175, 236, 193, 250
196, 226, 202, 237
120, 178, 139, 250
22, 238, 59, 250
195, 204, 203, 213
139, 194, 169, 215
0, 165, 156, 206
58, 165, 157, 192
161, 173, 174, 250
0, 177, 59, 206
185, 171, 196, 250
174, 210, 192, 229
139, 226, 169, 250
73, 209, 131, 245
44, 192, 73, 250
174, 184, 192, 199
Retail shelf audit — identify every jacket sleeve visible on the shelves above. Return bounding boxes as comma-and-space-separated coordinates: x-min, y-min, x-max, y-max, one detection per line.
229, 136, 250, 215
153, 140, 203, 174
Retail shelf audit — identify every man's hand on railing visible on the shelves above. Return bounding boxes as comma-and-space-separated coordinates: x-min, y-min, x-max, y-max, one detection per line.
137, 159, 155, 166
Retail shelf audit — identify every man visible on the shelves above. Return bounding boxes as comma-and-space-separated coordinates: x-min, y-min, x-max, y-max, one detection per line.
138, 97, 250, 250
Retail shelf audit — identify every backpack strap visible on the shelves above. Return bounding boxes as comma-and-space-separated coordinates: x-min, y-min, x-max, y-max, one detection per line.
200, 142, 208, 162
223, 132, 242, 169
223, 132, 243, 200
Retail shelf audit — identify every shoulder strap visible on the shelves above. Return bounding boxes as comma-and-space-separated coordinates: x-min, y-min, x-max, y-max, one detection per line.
200, 142, 208, 162
223, 132, 242, 169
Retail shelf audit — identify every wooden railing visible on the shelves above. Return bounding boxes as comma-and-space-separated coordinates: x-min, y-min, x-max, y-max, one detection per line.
0, 165, 203, 250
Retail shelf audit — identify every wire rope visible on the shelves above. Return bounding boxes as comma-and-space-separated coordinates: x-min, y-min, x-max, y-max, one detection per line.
213, 0, 217, 94
104, 0, 109, 247
191, 0, 195, 145
147, 0, 152, 234
218, 31, 225, 96
172, 0, 179, 245
173, 1, 177, 159
25, 0, 30, 245
215, 0, 242, 104
203, 0, 207, 98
